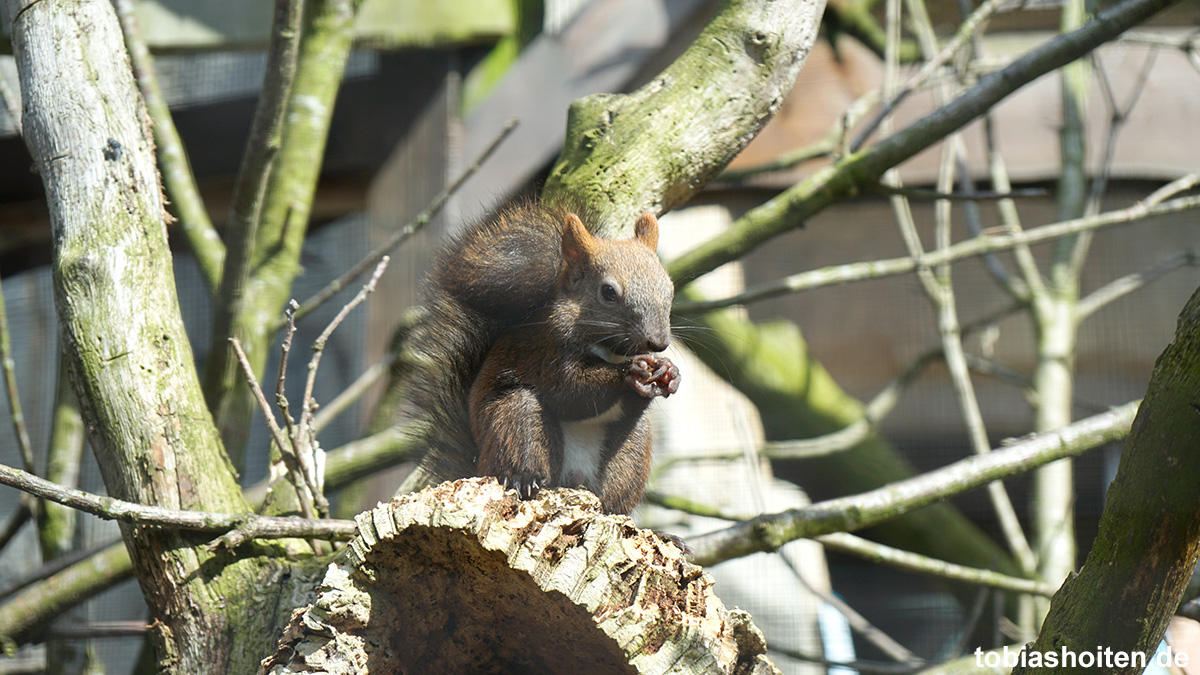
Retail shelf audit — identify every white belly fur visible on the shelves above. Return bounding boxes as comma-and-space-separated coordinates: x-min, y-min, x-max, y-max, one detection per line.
559, 402, 623, 492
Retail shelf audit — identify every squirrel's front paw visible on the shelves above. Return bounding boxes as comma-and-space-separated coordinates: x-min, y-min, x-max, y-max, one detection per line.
626, 355, 681, 399
497, 472, 548, 501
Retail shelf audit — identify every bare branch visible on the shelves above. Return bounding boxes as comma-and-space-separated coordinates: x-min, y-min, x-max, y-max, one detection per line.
276, 299, 300, 443
230, 337, 317, 521
0, 501, 31, 554
851, 0, 1013, 151
311, 356, 391, 435
767, 646, 927, 675
818, 532, 1057, 596
46, 621, 149, 640
0, 541, 133, 649
716, 90, 879, 183
293, 256, 389, 514
0, 273, 34, 475
288, 119, 517, 327
0, 67, 20, 134
0, 540, 114, 602
688, 400, 1139, 566
673, 192, 1200, 315
0, 461, 355, 541
1078, 250, 1199, 320
668, 0, 1185, 285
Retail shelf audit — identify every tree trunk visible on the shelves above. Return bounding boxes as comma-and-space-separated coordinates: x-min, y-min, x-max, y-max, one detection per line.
3, 0, 319, 670
261, 478, 781, 675
1012, 284, 1200, 675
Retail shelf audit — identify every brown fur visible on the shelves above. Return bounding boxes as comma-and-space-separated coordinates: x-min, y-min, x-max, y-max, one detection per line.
405, 202, 679, 514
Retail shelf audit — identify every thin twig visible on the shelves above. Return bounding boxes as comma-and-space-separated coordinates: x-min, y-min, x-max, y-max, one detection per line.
0, 461, 356, 541
942, 7, 1035, 304
781, 537, 923, 664
46, 622, 150, 640
0, 270, 46, 567
311, 356, 392, 435
767, 646, 927, 675
1086, 47, 1158, 218
767, 301, 1027, 459
1144, 173, 1200, 205
716, 90, 880, 182
1077, 250, 1199, 320
287, 118, 518, 328
851, 0, 1013, 152
229, 337, 316, 521
872, 184, 1046, 201
886, 65, 1035, 571
983, 112, 1047, 302
276, 299, 300, 442
0, 540, 114, 602
0, 273, 35, 475
0, 502, 31, 554
0, 68, 21, 135
672, 192, 1200, 315
667, 0, 1183, 286
293, 256, 390, 511
818, 532, 1057, 596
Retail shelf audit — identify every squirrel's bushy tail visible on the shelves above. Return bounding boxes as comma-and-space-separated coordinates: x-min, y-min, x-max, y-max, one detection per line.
401, 295, 494, 484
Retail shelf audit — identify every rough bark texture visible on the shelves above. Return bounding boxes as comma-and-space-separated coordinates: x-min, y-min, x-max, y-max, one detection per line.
261, 479, 780, 674
1011, 284, 1200, 675
4, 0, 317, 670
542, 0, 826, 233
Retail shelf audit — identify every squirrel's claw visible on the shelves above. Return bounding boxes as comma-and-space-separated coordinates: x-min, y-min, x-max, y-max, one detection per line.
497, 473, 546, 501
626, 355, 681, 399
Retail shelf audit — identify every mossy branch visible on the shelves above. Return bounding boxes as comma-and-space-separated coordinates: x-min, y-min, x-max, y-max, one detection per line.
112, 0, 224, 293
202, 0, 365, 468
543, 0, 827, 230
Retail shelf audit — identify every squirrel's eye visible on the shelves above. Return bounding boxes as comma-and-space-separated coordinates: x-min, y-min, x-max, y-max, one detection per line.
600, 282, 620, 302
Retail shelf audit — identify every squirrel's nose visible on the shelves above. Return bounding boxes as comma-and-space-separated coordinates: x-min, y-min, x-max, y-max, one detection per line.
647, 332, 671, 353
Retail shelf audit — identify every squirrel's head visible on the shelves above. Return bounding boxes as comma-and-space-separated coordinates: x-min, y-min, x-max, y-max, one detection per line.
559, 211, 674, 363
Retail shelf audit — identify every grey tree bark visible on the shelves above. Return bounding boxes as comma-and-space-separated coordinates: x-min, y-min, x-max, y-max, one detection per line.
2, 0, 323, 671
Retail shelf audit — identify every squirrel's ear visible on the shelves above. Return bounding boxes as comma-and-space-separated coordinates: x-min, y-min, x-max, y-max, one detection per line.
634, 211, 659, 251
562, 213, 598, 263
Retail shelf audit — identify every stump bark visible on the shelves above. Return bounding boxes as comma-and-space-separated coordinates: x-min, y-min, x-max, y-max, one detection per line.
260, 478, 780, 674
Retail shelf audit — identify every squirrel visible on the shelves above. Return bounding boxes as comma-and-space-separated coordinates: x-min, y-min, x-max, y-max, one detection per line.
403, 201, 680, 515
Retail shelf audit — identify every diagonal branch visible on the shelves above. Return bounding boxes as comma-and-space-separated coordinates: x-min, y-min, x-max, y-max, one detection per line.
667, 0, 1184, 285
688, 400, 1139, 566
112, 0, 224, 293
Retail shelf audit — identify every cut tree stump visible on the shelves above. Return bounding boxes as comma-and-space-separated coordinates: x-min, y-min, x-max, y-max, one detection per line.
259, 477, 780, 674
